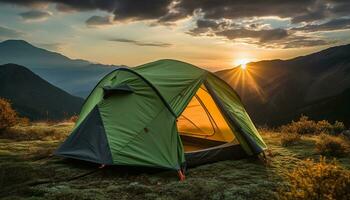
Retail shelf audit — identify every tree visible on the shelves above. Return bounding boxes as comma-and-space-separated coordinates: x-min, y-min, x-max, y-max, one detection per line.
0, 98, 18, 132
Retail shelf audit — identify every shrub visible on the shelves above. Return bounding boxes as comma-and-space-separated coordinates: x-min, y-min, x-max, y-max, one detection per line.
279, 157, 350, 200
281, 132, 301, 147
0, 98, 18, 132
280, 116, 318, 135
316, 120, 333, 133
280, 116, 346, 135
333, 121, 346, 134
315, 134, 347, 157
68, 115, 79, 123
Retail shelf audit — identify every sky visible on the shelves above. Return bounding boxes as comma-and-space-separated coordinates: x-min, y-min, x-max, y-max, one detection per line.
0, 0, 349, 71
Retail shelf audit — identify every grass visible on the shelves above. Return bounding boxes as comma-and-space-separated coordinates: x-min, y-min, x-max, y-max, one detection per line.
280, 132, 301, 147
0, 123, 349, 200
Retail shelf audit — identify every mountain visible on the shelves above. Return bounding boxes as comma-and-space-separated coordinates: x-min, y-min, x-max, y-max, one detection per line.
295, 88, 350, 125
0, 64, 83, 120
0, 40, 119, 97
216, 44, 350, 126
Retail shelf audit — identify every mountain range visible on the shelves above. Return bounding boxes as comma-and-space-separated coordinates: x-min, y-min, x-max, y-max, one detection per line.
0, 39, 349, 125
0, 40, 120, 97
216, 44, 350, 126
0, 64, 83, 120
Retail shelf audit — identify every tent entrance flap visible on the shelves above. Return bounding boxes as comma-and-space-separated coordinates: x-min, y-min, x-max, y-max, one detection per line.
177, 84, 238, 153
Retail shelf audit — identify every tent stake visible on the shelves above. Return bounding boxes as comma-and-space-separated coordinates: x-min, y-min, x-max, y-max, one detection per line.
177, 170, 186, 181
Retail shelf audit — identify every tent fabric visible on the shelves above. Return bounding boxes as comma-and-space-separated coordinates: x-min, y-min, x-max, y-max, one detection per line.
55, 59, 267, 170
96, 69, 184, 169
55, 106, 113, 164
204, 74, 266, 155
134, 60, 206, 115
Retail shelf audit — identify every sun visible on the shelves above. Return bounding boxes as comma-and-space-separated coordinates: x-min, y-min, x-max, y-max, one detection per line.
235, 58, 250, 70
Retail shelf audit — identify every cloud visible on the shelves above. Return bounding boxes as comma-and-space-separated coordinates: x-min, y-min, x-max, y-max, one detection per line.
290, 0, 331, 24
189, 19, 289, 45
188, 19, 333, 49
1, 0, 349, 48
258, 35, 336, 49
19, 10, 52, 22
0, 0, 349, 24
216, 28, 289, 42
108, 38, 172, 47
0, 26, 23, 39
36, 42, 63, 51
0, 0, 174, 22
293, 18, 350, 32
86, 15, 114, 27
55, 3, 78, 12
280, 38, 334, 49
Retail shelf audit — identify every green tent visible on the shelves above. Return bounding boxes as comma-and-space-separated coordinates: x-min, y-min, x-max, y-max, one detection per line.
55, 59, 267, 174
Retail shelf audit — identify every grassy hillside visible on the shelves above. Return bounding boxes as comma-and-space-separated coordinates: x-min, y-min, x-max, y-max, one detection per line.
0, 64, 83, 121
296, 88, 350, 126
0, 122, 349, 199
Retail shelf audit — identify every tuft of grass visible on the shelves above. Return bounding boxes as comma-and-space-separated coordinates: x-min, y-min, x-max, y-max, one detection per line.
315, 134, 348, 157
279, 156, 350, 200
280, 132, 301, 147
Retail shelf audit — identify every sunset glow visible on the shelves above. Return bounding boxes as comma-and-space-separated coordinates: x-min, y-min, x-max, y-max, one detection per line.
235, 58, 251, 70
0, 1, 349, 70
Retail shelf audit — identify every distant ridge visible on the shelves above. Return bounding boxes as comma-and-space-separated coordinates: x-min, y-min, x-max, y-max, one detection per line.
0, 40, 121, 97
0, 63, 83, 120
216, 44, 350, 126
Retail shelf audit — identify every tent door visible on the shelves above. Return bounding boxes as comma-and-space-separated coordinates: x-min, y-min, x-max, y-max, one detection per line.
177, 84, 238, 152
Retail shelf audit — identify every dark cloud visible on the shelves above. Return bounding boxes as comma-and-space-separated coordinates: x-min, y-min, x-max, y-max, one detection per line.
86, 15, 113, 27
183, 1, 348, 48
1, 0, 349, 48
174, 1, 311, 22
0, 0, 349, 23
172, 0, 350, 24
19, 10, 52, 21
293, 18, 350, 32
108, 38, 172, 47
187, 19, 238, 36
189, 19, 288, 44
281, 38, 334, 48
0, 0, 173, 21
216, 28, 288, 42
54, 3, 78, 12
290, 0, 330, 23
188, 19, 332, 48
257, 35, 336, 49
0, 26, 23, 39
0, 0, 47, 8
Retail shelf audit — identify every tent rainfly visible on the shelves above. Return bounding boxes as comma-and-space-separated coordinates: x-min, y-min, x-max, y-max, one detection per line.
55, 59, 267, 179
